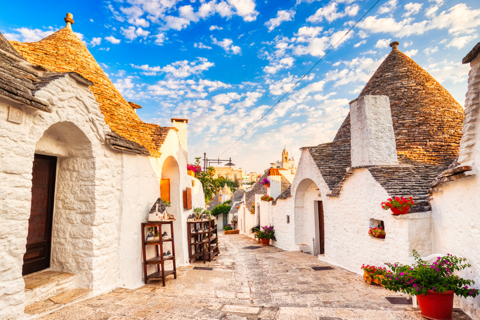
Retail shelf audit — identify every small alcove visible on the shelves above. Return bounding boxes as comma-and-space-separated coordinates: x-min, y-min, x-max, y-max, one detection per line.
369, 218, 386, 240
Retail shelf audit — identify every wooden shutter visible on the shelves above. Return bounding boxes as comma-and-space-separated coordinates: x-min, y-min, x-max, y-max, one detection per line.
160, 179, 170, 203
183, 187, 192, 209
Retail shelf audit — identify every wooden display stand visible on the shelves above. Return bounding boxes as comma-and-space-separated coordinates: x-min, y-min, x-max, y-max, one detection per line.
187, 219, 220, 263
141, 221, 177, 286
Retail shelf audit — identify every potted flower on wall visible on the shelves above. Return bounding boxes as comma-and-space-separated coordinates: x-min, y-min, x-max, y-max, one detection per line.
259, 178, 270, 188
250, 204, 255, 214
382, 250, 479, 320
361, 264, 391, 286
369, 227, 386, 239
256, 225, 276, 245
261, 195, 274, 202
382, 197, 414, 215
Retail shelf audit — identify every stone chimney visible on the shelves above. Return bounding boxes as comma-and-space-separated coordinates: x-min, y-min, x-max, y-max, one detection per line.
171, 118, 188, 162
350, 95, 398, 167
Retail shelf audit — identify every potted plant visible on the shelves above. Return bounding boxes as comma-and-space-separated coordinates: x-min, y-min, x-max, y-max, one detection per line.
256, 225, 276, 246
259, 178, 270, 188
382, 196, 414, 215
193, 207, 204, 221
368, 227, 386, 239
250, 204, 255, 214
223, 224, 233, 231
361, 264, 391, 286
231, 216, 238, 229
261, 195, 274, 202
253, 227, 260, 242
204, 210, 212, 220
382, 250, 479, 320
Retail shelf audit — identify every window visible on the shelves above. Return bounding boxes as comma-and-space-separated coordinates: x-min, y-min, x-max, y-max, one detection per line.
287, 215, 290, 224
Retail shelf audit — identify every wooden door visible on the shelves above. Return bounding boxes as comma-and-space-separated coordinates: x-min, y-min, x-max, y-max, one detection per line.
160, 179, 170, 203
318, 201, 325, 255
23, 154, 57, 275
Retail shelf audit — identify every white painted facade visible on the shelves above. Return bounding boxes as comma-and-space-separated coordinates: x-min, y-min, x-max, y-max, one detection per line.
428, 50, 480, 319
0, 74, 204, 319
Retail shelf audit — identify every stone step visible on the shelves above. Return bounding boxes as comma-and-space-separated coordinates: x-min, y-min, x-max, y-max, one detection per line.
24, 271, 77, 306
25, 288, 92, 318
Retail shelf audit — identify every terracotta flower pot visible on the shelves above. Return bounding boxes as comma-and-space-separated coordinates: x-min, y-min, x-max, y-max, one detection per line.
264, 183, 270, 188
417, 290, 454, 320
261, 238, 269, 246
187, 170, 196, 178
374, 234, 386, 239
391, 207, 410, 215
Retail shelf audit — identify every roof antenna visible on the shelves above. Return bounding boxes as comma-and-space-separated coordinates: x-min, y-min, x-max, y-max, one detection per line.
64, 13, 74, 30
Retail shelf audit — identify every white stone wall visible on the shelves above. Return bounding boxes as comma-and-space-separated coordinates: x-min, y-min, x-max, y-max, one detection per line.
430, 53, 480, 319
271, 197, 296, 251
350, 95, 398, 167
0, 74, 201, 319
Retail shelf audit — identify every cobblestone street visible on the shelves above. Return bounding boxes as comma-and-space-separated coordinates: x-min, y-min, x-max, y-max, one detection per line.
39, 234, 471, 320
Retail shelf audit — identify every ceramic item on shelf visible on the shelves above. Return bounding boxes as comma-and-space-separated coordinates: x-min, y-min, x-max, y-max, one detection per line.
148, 199, 167, 222
162, 231, 169, 239
146, 230, 155, 242
167, 250, 172, 257
163, 252, 167, 259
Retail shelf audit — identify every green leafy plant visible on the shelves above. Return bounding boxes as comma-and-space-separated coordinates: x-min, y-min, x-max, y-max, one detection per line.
382, 250, 479, 298
250, 204, 255, 214
223, 224, 233, 231
369, 227, 386, 238
211, 203, 231, 216
193, 207, 204, 219
161, 199, 171, 207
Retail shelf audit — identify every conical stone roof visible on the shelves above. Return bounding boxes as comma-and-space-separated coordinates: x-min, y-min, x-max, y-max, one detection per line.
11, 25, 175, 157
334, 42, 464, 166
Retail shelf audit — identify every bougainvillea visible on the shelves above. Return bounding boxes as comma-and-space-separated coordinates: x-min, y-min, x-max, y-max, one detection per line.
187, 164, 201, 173
259, 178, 270, 186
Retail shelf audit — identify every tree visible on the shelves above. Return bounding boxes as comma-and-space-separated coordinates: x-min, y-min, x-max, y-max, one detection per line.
233, 179, 240, 187
211, 203, 231, 217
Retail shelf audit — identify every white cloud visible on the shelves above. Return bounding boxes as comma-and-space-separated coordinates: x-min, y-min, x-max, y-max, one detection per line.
403, 3, 422, 17
404, 49, 418, 57
263, 57, 295, 74
3, 28, 54, 42
212, 37, 241, 54
375, 38, 391, 48
132, 57, 214, 78
424, 46, 438, 55
307, 2, 359, 23
354, 40, 366, 47
378, 0, 398, 14
226, 0, 258, 22
155, 33, 167, 45
90, 37, 102, 47
426, 59, 470, 84
129, 18, 150, 27
121, 26, 137, 40
358, 3, 480, 38
447, 35, 477, 49
265, 10, 295, 32
163, 16, 191, 31
209, 25, 223, 30
195, 42, 213, 49
105, 36, 121, 44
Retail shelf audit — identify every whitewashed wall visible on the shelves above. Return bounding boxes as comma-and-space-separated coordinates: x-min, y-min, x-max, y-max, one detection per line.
0, 75, 201, 319
271, 197, 296, 251
430, 54, 480, 319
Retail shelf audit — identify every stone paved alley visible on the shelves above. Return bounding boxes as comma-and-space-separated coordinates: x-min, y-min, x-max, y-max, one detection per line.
35, 234, 471, 320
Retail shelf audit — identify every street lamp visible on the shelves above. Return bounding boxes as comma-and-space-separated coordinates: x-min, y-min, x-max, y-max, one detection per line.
203, 153, 235, 172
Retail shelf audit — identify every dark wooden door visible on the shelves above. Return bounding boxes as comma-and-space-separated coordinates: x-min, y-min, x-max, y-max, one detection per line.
318, 201, 325, 255
23, 154, 57, 275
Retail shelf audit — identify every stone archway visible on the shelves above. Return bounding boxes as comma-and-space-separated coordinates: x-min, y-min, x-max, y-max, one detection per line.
32, 121, 96, 287
294, 178, 323, 256
160, 156, 183, 263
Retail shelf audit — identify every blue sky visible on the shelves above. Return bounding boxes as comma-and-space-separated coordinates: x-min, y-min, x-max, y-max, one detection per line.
1, 0, 480, 172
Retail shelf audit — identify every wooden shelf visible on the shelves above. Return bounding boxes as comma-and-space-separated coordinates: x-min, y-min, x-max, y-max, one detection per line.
187, 220, 219, 263
147, 270, 176, 280
142, 221, 177, 286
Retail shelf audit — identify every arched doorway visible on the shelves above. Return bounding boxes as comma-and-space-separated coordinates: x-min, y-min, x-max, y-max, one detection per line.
26, 122, 96, 287
160, 156, 182, 263
294, 179, 324, 256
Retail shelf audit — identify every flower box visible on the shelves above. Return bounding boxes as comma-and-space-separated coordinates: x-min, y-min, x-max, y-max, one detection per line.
224, 229, 239, 234
368, 227, 386, 239
382, 196, 414, 215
